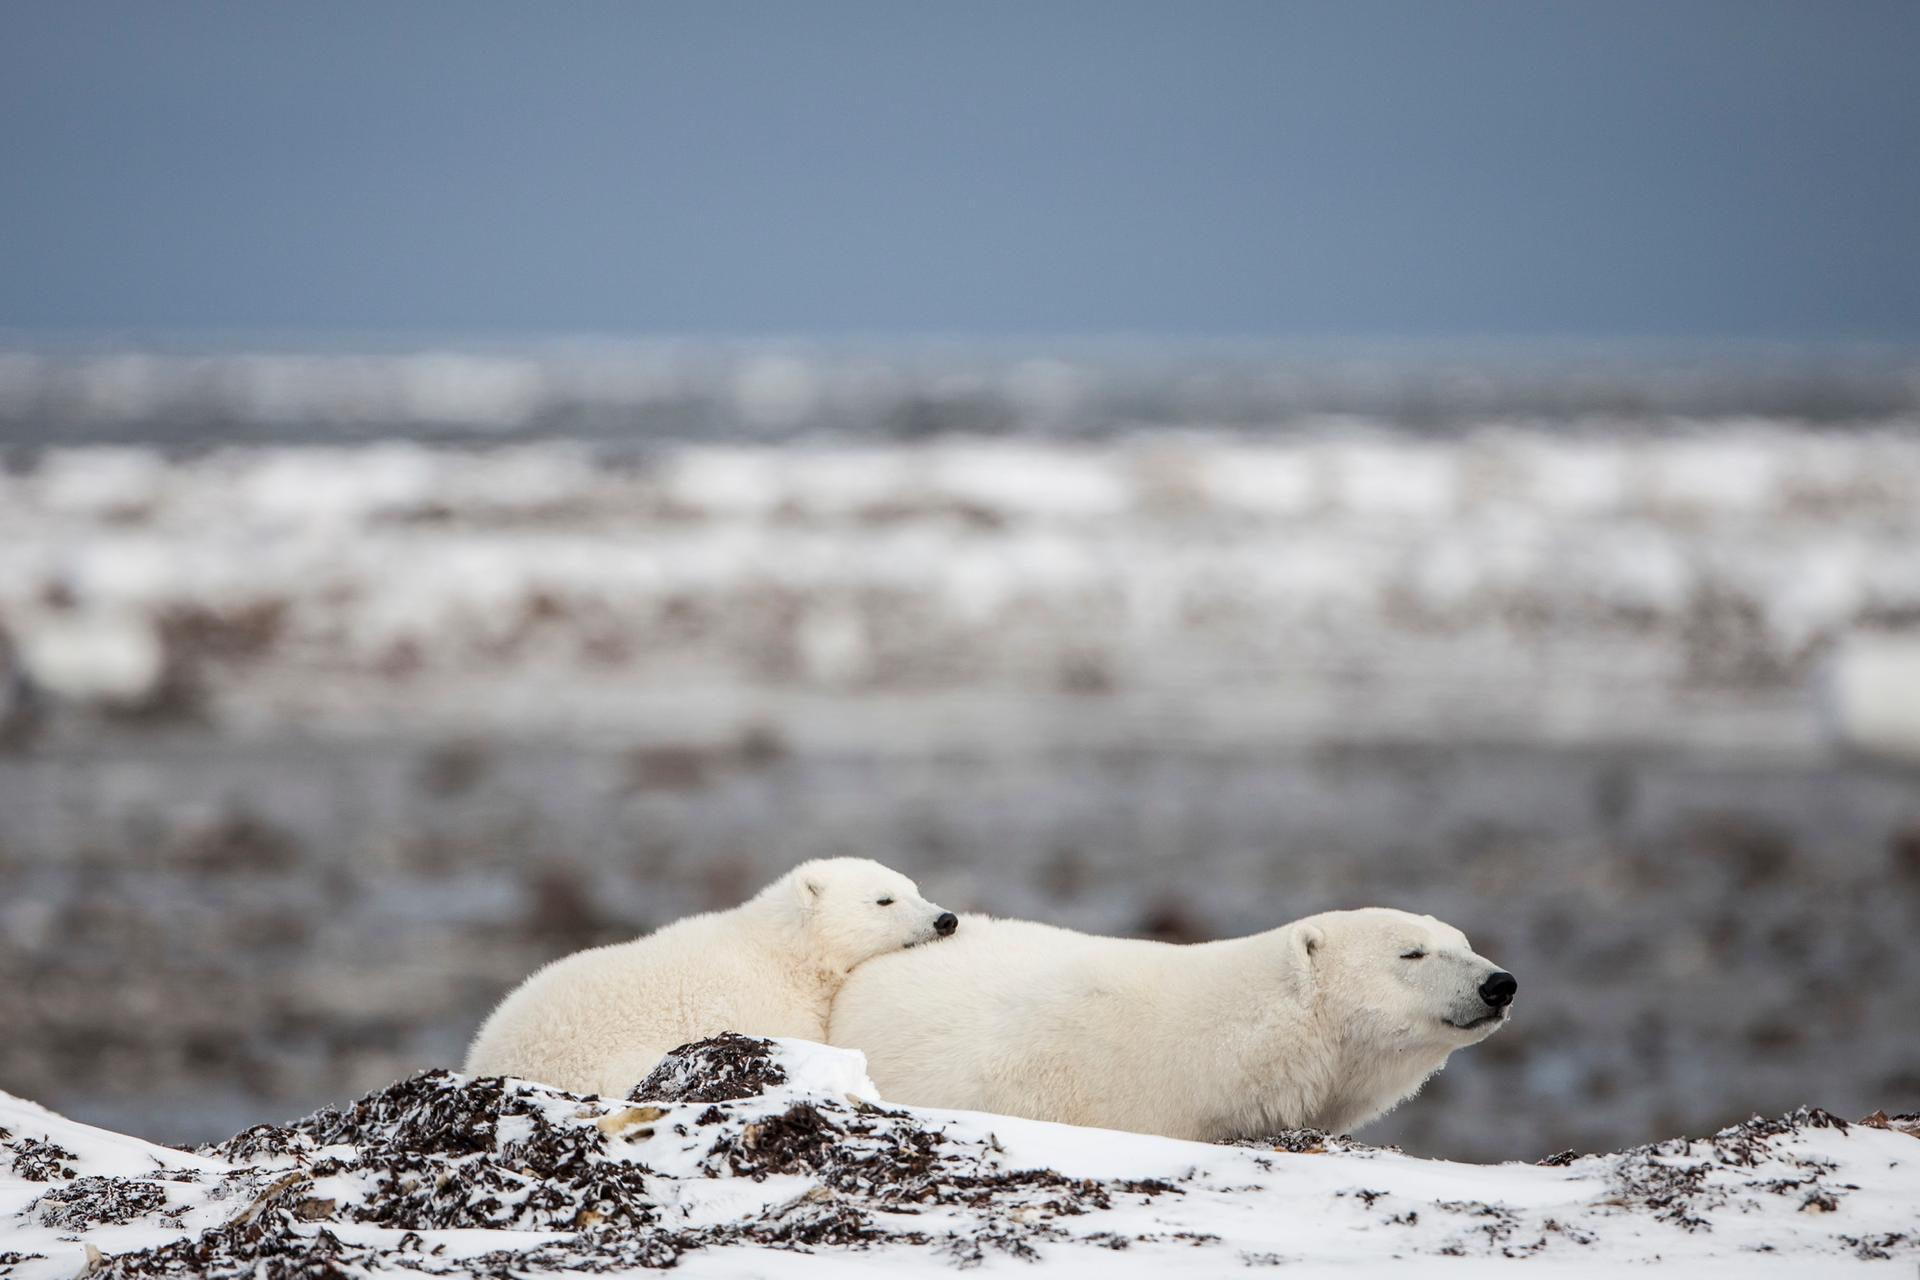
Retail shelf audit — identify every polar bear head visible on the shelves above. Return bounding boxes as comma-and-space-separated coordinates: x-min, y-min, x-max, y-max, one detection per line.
1297, 907, 1515, 1045
1275, 907, 1514, 1132
773, 857, 958, 972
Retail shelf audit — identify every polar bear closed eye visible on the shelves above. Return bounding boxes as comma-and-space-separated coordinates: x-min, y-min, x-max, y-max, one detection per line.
827, 906, 1513, 1141
466, 857, 957, 1098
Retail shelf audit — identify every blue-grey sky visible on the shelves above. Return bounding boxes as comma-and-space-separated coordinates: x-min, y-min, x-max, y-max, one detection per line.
3, 1, 1916, 338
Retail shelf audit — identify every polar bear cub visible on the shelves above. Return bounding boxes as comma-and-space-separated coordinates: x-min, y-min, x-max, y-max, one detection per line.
828, 907, 1514, 1141
467, 858, 957, 1098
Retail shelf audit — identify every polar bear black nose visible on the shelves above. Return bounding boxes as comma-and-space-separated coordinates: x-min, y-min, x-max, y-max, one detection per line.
934, 912, 958, 936
1479, 971, 1517, 1008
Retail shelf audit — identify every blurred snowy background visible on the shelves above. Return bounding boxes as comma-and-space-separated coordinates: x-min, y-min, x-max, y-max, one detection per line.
3, 341, 1919, 1161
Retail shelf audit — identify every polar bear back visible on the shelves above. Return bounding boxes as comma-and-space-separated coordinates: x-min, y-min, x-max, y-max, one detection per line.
465, 910, 827, 1097
829, 914, 1269, 1135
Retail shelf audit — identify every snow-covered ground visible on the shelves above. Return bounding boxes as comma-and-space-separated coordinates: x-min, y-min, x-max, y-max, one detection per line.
2, 1037, 1915, 1277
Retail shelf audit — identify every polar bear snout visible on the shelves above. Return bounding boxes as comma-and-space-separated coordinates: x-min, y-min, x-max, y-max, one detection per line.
1440, 959, 1517, 1033
903, 909, 960, 948
1478, 971, 1517, 1009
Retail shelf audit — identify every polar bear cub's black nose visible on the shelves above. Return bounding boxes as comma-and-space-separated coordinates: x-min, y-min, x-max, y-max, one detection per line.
1479, 971, 1517, 1008
934, 912, 959, 936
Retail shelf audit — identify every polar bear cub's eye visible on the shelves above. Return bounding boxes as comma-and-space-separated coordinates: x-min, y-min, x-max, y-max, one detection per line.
876, 897, 895, 906
1400, 949, 1426, 960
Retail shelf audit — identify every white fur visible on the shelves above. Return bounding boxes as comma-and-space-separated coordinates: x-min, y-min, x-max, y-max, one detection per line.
466, 858, 952, 1097
827, 907, 1511, 1141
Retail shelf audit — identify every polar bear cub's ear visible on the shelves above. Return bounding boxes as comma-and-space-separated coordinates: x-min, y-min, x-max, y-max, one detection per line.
792, 872, 824, 909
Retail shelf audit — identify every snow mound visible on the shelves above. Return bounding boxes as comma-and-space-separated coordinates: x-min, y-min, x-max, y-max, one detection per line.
3, 1036, 1918, 1276
628, 1034, 878, 1106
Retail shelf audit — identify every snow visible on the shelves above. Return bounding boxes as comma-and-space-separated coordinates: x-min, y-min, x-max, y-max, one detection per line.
1825, 635, 1920, 762
3, 1038, 1915, 1277
6, 428, 1918, 749
9, 610, 167, 706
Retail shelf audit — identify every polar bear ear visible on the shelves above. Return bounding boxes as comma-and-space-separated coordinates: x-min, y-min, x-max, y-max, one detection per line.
1292, 923, 1325, 967
793, 875, 824, 908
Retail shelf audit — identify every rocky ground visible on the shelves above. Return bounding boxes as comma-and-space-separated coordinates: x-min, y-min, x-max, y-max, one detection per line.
2, 1036, 1916, 1278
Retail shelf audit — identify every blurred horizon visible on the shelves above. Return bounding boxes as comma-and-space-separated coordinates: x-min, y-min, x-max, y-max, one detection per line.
5, 333, 1918, 451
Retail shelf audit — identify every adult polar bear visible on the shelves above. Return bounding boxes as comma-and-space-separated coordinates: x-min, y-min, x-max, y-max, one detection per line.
828, 907, 1515, 1141
468, 858, 957, 1098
